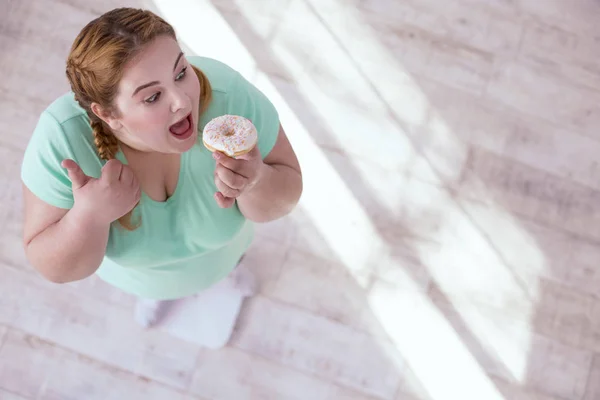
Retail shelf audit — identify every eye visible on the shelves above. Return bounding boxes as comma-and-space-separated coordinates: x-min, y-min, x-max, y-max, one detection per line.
176, 66, 187, 81
144, 92, 161, 104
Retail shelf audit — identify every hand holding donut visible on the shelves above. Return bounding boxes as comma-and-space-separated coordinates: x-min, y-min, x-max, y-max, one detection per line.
203, 115, 264, 208
212, 147, 264, 208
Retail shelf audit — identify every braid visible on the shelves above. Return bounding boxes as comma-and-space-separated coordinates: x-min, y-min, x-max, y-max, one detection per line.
90, 117, 118, 161
68, 61, 119, 162
67, 63, 140, 230
89, 115, 139, 231
64, 7, 188, 231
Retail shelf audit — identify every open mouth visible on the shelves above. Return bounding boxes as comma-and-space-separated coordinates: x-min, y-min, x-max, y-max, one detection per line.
169, 113, 193, 139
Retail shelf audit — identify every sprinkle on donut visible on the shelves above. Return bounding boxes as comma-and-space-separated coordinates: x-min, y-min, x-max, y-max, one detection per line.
202, 115, 258, 157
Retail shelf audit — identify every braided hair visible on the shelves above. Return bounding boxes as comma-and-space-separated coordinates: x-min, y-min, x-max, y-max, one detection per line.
65, 8, 212, 230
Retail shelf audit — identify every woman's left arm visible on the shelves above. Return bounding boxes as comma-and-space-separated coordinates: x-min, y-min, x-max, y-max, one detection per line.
213, 124, 303, 222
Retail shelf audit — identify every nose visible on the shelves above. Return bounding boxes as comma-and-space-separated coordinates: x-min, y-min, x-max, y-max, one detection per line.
170, 87, 189, 114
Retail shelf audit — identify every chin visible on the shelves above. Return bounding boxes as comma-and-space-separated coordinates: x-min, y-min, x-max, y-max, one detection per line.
169, 133, 197, 153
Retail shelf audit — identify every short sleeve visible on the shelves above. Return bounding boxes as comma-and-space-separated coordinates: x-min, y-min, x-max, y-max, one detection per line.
227, 73, 280, 158
21, 111, 76, 209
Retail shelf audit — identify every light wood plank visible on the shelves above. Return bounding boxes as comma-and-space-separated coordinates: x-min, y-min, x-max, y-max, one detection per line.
0, 328, 204, 400
453, 199, 600, 301
0, 263, 201, 390
585, 354, 600, 400
458, 147, 600, 241
266, 244, 431, 339
0, 181, 30, 270
518, 0, 600, 32
426, 199, 600, 351
232, 296, 404, 399
3, 0, 600, 398
528, 280, 600, 351
191, 346, 335, 400
486, 60, 600, 139
424, 40, 494, 95
265, 248, 377, 332
492, 377, 565, 400
0, 329, 61, 398
0, 90, 51, 151
0, 325, 7, 348
524, 335, 592, 400
359, 0, 523, 57
428, 297, 593, 400
518, 20, 600, 91
236, 235, 290, 295
0, 389, 32, 400
413, 76, 600, 192
328, 385, 389, 400
41, 349, 202, 400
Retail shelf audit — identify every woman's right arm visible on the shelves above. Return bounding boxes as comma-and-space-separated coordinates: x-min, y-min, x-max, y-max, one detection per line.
22, 184, 110, 283
22, 156, 140, 283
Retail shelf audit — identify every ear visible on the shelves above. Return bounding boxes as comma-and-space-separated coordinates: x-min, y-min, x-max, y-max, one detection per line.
91, 102, 122, 131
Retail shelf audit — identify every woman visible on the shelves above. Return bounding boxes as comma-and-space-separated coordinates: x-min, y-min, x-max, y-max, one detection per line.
20, 8, 302, 333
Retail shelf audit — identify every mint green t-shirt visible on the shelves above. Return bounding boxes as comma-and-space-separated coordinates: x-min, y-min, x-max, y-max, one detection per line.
21, 56, 279, 300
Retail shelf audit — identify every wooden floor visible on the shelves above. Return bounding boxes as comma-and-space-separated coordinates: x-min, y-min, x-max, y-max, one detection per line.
2, 0, 600, 399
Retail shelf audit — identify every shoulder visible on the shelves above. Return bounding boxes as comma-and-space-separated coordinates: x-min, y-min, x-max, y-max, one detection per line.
30, 92, 94, 144
46, 92, 96, 141
22, 92, 102, 199
27, 92, 96, 157
45, 91, 87, 123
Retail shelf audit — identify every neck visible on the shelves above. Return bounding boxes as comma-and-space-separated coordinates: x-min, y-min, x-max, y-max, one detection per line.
120, 142, 178, 163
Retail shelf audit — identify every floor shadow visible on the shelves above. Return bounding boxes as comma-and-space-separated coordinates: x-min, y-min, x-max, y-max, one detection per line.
352, 2, 600, 399
2, 0, 589, 398
190, 0, 536, 398
187, 0, 600, 399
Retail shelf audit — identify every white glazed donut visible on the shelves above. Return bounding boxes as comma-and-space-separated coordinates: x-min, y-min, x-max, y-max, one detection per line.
202, 115, 258, 157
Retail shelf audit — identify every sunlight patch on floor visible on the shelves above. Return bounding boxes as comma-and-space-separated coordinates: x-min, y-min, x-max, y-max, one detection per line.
150, 0, 548, 396
149, 0, 258, 78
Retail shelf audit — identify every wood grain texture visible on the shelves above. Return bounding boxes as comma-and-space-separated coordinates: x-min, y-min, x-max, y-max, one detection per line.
3, 0, 600, 398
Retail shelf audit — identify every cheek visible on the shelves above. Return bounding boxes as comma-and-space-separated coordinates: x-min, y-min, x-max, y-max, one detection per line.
146, 108, 169, 126
125, 105, 169, 131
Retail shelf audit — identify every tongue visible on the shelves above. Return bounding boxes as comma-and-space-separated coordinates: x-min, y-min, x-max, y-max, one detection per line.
169, 116, 190, 135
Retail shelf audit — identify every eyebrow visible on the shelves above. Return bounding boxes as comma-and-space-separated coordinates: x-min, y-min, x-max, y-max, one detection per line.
132, 51, 185, 97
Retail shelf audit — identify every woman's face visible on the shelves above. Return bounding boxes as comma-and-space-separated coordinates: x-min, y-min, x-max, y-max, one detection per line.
101, 35, 201, 154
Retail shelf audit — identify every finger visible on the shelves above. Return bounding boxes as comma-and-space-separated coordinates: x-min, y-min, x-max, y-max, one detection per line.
61, 159, 90, 189
235, 145, 261, 161
120, 164, 135, 186
212, 151, 241, 168
215, 192, 235, 208
214, 175, 240, 198
213, 152, 253, 178
215, 164, 247, 189
101, 159, 124, 184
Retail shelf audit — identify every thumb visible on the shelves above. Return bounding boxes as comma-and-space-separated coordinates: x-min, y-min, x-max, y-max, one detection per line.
61, 159, 91, 189
236, 145, 261, 161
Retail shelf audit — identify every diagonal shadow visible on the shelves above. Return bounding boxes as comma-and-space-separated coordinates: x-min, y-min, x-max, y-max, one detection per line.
194, 0, 523, 398
353, 1, 600, 399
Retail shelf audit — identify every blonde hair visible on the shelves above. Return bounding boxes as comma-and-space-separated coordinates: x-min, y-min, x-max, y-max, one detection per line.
65, 8, 212, 230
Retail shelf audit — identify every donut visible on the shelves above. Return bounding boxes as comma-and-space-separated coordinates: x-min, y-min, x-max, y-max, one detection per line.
202, 115, 257, 157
